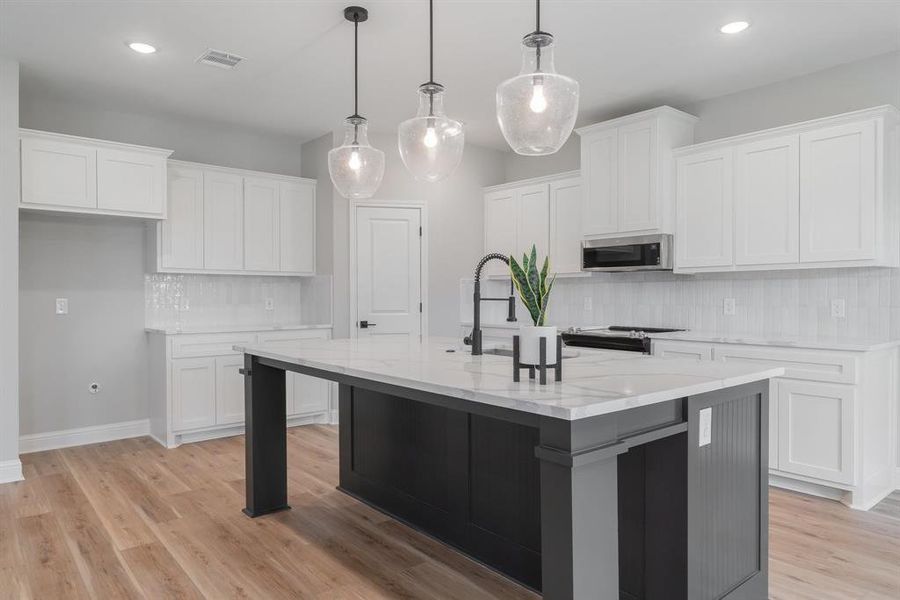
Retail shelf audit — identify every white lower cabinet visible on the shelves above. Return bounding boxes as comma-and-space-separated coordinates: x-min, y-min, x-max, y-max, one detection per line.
151, 328, 334, 448
651, 338, 896, 509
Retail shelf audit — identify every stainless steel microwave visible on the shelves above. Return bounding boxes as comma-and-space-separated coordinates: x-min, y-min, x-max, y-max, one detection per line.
581, 234, 673, 272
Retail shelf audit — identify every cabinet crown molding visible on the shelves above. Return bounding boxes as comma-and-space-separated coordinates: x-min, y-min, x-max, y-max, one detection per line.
19, 128, 173, 157
575, 105, 698, 136
483, 169, 580, 193
674, 105, 900, 156
168, 159, 315, 185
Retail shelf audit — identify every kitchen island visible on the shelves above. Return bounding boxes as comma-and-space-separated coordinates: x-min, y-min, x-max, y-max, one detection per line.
236, 337, 782, 600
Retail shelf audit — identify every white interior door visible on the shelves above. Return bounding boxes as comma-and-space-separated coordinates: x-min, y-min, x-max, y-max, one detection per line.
355, 206, 423, 339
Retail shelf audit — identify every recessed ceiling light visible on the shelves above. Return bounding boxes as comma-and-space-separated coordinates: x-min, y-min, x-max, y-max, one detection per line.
128, 42, 157, 54
720, 21, 750, 34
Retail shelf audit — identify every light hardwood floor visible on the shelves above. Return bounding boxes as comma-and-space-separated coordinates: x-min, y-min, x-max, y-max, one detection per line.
1, 426, 898, 599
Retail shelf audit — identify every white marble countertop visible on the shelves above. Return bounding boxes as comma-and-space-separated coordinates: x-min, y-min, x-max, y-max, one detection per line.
145, 323, 333, 335
650, 330, 900, 352
235, 336, 782, 421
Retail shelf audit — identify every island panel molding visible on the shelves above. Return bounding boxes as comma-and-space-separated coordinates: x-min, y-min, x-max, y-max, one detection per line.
674, 105, 900, 273
149, 159, 316, 276
237, 337, 774, 599
19, 128, 172, 219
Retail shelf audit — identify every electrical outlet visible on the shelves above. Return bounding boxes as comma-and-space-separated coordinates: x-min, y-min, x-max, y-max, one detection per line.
699, 407, 712, 447
265, 298, 275, 311
723, 298, 736, 316
831, 298, 846, 319
583, 297, 592, 311
89, 382, 100, 395
55, 298, 69, 315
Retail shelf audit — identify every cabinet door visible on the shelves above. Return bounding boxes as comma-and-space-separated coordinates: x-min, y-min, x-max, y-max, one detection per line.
97, 149, 165, 215
617, 119, 658, 232
279, 181, 316, 274
161, 167, 204, 269
549, 177, 583, 274
484, 189, 517, 276
799, 120, 877, 263
675, 149, 733, 269
734, 135, 799, 266
777, 380, 854, 485
516, 184, 550, 261
203, 171, 244, 270
287, 372, 330, 416
21, 137, 97, 209
581, 128, 618, 235
172, 358, 216, 431
243, 177, 280, 272
215, 356, 245, 425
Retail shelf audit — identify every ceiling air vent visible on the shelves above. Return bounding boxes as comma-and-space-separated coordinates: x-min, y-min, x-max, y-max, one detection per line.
196, 48, 245, 70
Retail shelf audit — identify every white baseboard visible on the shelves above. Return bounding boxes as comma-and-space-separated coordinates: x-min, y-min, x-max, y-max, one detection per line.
19, 419, 150, 454
768, 474, 845, 503
0, 459, 24, 484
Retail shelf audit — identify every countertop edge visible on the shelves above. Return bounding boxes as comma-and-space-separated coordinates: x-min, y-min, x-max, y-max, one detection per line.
649, 331, 900, 352
145, 324, 333, 335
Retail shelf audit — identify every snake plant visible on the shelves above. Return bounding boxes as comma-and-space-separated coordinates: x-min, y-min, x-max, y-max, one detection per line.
509, 245, 556, 326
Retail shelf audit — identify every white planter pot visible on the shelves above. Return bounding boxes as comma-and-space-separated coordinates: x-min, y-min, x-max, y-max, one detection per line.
518, 325, 558, 366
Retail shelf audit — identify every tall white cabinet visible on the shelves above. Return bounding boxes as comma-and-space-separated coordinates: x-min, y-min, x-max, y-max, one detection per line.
576, 106, 697, 238
675, 106, 899, 273
152, 160, 316, 276
483, 172, 582, 276
148, 327, 334, 448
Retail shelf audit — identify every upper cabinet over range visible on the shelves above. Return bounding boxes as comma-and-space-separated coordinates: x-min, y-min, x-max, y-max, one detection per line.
20, 129, 172, 219
151, 160, 317, 276
576, 106, 697, 238
674, 106, 900, 273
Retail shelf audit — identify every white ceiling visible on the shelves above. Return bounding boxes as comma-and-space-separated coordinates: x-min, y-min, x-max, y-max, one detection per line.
2, 1, 899, 149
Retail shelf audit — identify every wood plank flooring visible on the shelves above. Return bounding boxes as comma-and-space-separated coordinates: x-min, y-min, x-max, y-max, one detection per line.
1, 426, 898, 599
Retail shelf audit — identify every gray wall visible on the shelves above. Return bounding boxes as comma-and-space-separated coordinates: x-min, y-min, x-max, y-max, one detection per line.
502, 50, 900, 180
0, 58, 20, 476
301, 133, 335, 276
19, 95, 306, 436
19, 214, 149, 434
324, 131, 507, 339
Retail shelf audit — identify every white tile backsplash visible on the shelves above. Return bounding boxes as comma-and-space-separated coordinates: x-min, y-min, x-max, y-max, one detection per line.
463, 267, 900, 341
146, 274, 332, 331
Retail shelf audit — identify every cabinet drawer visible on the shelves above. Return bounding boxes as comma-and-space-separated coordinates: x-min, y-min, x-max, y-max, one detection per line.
171, 332, 257, 358
651, 340, 713, 361
257, 329, 330, 343
712, 344, 857, 384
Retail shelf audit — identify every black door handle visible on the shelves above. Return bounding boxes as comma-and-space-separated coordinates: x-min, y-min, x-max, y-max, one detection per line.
359, 320, 377, 329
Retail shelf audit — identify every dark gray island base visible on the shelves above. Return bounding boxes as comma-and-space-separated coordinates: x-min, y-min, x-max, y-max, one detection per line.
241, 350, 769, 600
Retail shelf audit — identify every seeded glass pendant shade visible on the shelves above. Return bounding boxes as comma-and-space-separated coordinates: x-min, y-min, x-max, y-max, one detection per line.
328, 6, 385, 199
496, 0, 579, 156
398, 0, 464, 182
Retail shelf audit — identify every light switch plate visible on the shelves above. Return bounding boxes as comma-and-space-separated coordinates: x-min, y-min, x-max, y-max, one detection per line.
723, 298, 736, 316
699, 407, 712, 447
583, 297, 592, 311
55, 298, 68, 315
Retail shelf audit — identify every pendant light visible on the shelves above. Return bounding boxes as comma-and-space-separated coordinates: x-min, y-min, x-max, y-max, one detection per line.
397, 0, 464, 182
496, 0, 579, 156
329, 6, 385, 199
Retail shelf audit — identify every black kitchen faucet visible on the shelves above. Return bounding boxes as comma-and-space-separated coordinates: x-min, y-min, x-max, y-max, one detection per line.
463, 253, 517, 355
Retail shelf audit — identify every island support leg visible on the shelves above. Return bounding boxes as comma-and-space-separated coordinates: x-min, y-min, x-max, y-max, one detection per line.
536, 417, 626, 600
242, 354, 289, 517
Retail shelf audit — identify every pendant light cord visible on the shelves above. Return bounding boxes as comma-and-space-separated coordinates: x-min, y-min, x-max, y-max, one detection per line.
353, 14, 359, 117
427, 0, 435, 116
535, 0, 540, 32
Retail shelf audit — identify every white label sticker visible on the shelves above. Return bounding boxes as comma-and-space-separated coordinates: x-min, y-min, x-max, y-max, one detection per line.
699, 407, 712, 447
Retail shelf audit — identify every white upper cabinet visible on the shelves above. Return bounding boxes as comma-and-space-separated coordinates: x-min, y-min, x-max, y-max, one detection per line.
734, 135, 799, 266
577, 107, 697, 239
20, 130, 171, 218
203, 171, 245, 271
279, 181, 316, 275
243, 177, 280, 272
674, 106, 898, 273
516, 184, 550, 260
799, 121, 877, 263
161, 166, 204, 270
675, 149, 733, 269
484, 188, 518, 276
484, 172, 581, 277
97, 148, 166, 215
549, 177, 583, 274
152, 161, 317, 276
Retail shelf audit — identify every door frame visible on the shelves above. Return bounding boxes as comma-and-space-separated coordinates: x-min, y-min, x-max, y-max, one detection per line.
349, 201, 429, 340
